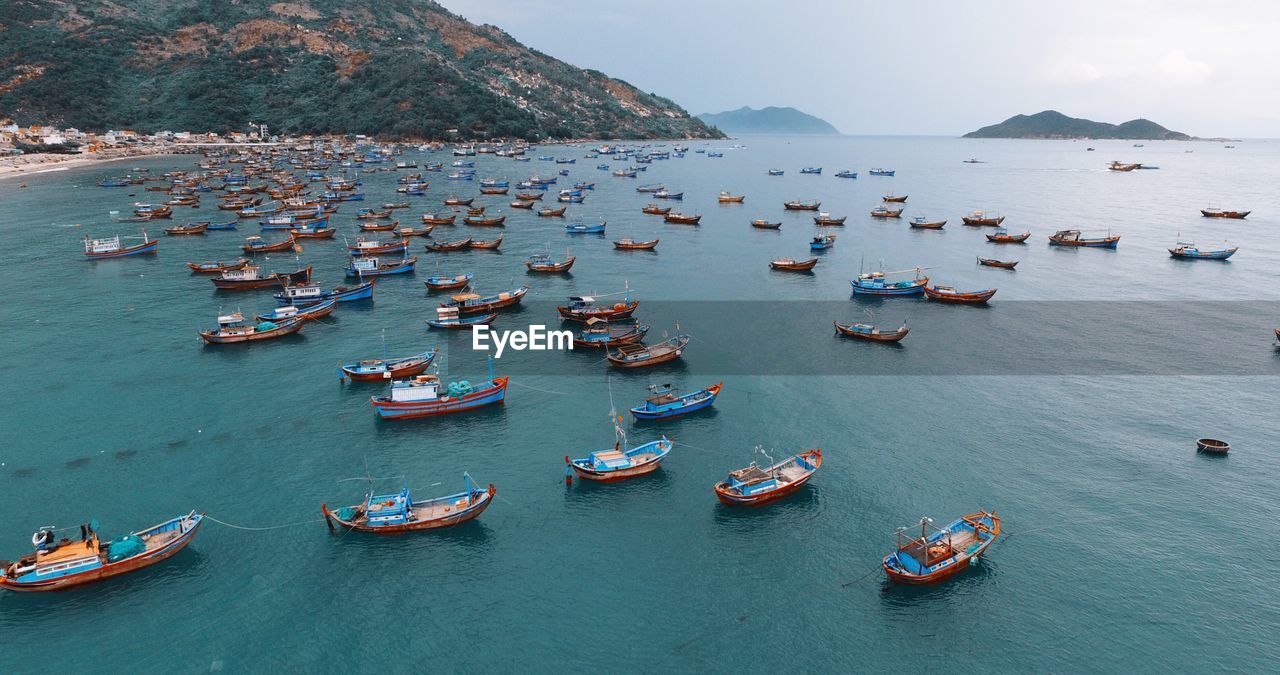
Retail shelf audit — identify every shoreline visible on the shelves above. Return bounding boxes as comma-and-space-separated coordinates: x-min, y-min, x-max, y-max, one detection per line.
0, 148, 199, 182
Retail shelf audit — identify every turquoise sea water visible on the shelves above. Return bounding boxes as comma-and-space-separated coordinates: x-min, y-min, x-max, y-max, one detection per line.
1, 136, 1278, 672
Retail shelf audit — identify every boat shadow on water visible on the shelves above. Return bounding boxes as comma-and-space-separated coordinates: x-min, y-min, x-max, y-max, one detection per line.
563, 468, 672, 500
327, 519, 493, 553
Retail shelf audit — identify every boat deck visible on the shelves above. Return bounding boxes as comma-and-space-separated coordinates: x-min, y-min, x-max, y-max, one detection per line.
900, 528, 981, 565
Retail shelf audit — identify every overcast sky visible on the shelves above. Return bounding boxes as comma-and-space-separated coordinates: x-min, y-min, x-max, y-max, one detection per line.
438, 0, 1276, 137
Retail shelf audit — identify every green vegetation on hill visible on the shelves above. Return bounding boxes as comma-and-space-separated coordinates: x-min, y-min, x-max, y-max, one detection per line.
964, 110, 1191, 140
697, 106, 840, 135
0, 0, 721, 140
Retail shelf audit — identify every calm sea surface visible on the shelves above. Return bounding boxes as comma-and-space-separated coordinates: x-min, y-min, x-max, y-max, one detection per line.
1, 136, 1278, 672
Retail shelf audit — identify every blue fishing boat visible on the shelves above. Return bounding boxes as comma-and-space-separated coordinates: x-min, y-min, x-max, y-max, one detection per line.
572, 319, 649, 348
340, 348, 437, 382
555, 158, 576, 164
629, 382, 722, 420
869, 168, 895, 176
206, 220, 238, 230
83, 232, 159, 259
653, 190, 684, 200
714, 448, 822, 507
566, 220, 606, 234
767, 169, 785, 176
322, 474, 495, 533
810, 233, 837, 251
255, 298, 336, 322
850, 268, 929, 295
426, 307, 497, 329
835, 170, 858, 179
479, 179, 509, 188
371, 373, 508, 419
574, 182, 596, 190
612, 169, 638, 178
1169, 242, 1237, 260
566, 412, 672, 483
883, 511, 1001, 584
344, 256, 417, 277
800, 167, 822, 174
706, 152, 724, 158
275, 280, 375, 306
559, 169, 570, 176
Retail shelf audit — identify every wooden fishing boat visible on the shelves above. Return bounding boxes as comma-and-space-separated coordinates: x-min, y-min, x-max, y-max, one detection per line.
133, 204, 173, 219
1048, 229, 1120, 248
443, 196, 474, 206
784, 200, 821, 211
613, 238, 659, 250
664, 212, 702, 224
539, 206, 568, 217
83, 232, 158, 259
870, 206, 903, 219
440, 285, 529, 314
288, 226, 336, 239
347, 238, 408, 256
370, 374, 508, 419
572, 319, 649, 348
558, 296, 639, 321
515, 192, 544, 201
1169, 242, 1238, 260
834, 320, 909, 342
465, 213, 504, 226
393, 225, 434, 237
526, 253, 575, 272
924, 284, 997, 303
882, 194, 908, 203
274, 280, 375, 306
426, 307, 497, 329
344, 256, 417, 277
340, 349, 437, 382
421, 213, 457, 225
1200, 208, 1250, 219
883, 511, 1000, 584
468, 236, 503, 250
985, 227, 1030, 243
199, 312, 305, 343
425, 273, 473, 290
187, 258, 249, 274
565, 221, 606, 234
1196, 438, 1230, 455
850, 269, 928, 295
163, 221, 207, 235
977, 257, 1019, 269
357, 220, 399, 232
769, 257, 819, 271
630, 382, 721, 420
962, 211, 1004, 226
479, 186, 509, 195
0, 511, 202, 592
356, 209, 394, 220
241, 235, 296, 254
714, 449, 821, 507
810, 234, 837, 250
718, 192, 746, 203
752, 219, 782, 229
383, 202, 410, 209
426, 237, 472, 252
814, 213, 847, 225
322, 476, 495, 534
607, 333, 690, 368
566, 413, 672, 483
910, 216, 946, 229
510, 200, 535, 209
255, 298, 336, 323
641, 204, 671, 216
211, 265, 311, 290
1107, 161, 1141, 172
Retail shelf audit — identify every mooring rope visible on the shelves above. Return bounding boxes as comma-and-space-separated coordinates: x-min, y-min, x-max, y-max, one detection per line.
509, 381, 569, 396
202, 515, 326, 532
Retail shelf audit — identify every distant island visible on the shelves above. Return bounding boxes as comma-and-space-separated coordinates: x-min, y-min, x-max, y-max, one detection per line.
0, 0, 721, 140
964, 110, 1191, 140
698, 106, 840, 135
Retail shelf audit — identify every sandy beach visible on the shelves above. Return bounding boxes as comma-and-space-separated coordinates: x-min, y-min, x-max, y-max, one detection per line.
0, 147, 195, 182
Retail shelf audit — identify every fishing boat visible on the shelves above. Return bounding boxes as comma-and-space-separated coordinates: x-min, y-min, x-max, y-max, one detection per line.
664, 212, 702, 224
132, 204, 173, 219
426, 237, 472, 252
868, 168, 895, 176
426, 307, 497, 329
163, 222, 207, 235
883, 194, 908, 203
559, 295, 639, 321
799, 167, 822, 174
356, 209, 393, 220
1200, 208, 1250, 219
480, 186, 509, 195
288, 226, 335, 239
510, 200, 535, 209
255, 298, 336, 322
1048, 229, 1120, 248
834, 319, 909, 342
810, 233, 837, 251
613, 238, 659, 250
0, 511, 202, 592
767, 169, 785, 176
1197, 438, 1230, 455
83, 232, 158, 259
641, 204, 671, 215
526, 252, 576, 272
718, 192, 746, 203
572, 319, 650, 348
394, 225, 435, 238
241, 235, 296, 254
322, 475, 495, 534
464, 214, 506, 226
751, 219, 782, 229
344, 256, 417, 277
187, 259, 250, 274
370, 373, 508, 419
443, 196, 474, 206
784, 200, 821, 211
977, 257, 1019, 269
653, 190, 684, 200
566, 221, 606, 234
211, 265, 312, 291
909, 216, 946, 229
565, 414, 672, 483
199, 312, 305, 344
1107, 161, 1141, 172
421, 213, 457, 225
883, 511, 1001, 584
924, 284, 997, 303
467, 236, 503, 250
713, 448, 822, 507
1169, 242, 1238, 260
607, 332, 690, 368
814, 213, 846, 225
629, 382, 721, 420
834, 170, 857, 179
206, 221, 238, 231
985, 227, 1030, 243
636, 183, 665, 193
439, 280, 530, 313
769, 257, 819, 271
383, 202, 410, 209
850, 269, 928, 295
274, 280, 375, 306
539, 206, 568, 217
870, 206, 903, 219
340, 349, 437, 382
347, 237, 408, 256
357, 220, 399, 232
425, 272, 473, 290
962, 211, 1005, 226
515, 191, 543, 201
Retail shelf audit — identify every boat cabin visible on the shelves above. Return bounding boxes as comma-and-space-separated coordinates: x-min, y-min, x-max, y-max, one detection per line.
389, 375, 441, 402
363, 488, 412, 527
280, 284, 324, 301
220, 266, 263, 281
85, 236, 123, 254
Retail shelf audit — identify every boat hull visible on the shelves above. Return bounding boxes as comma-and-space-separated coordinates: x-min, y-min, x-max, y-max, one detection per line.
84, 240, 159, 259
372, 377, 507, 419
322, 488, 494, 534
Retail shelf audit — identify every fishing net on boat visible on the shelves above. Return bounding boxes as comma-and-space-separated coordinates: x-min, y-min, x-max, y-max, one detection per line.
336, 507, 360, 521
106, 535, 146, 562
447, 381, 473, 397
256, 321, 279, 331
